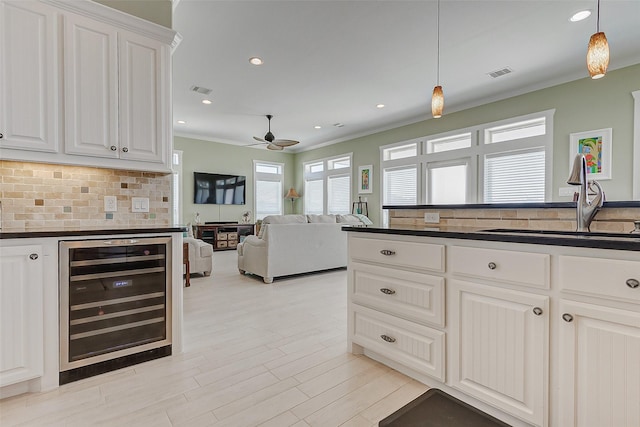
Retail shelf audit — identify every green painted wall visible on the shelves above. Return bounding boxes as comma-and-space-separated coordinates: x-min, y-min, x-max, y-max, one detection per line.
174, 136, 295, 224
94, 0, 172, 28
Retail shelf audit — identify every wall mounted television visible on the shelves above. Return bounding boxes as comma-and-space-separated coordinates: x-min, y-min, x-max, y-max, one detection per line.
193, 172, 246, 205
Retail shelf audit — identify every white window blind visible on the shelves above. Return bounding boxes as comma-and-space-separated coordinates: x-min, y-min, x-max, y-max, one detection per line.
429, 163, 467, 204
383, 166, 417, 205
305, 179, 324, 214
328, 175, 350, 214
254, 161, 283, 220
484, 149, 545, 203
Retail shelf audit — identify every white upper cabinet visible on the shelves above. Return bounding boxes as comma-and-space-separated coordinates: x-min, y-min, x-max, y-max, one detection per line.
64, 13, 119, 158
64, 14, 169, 165
0, 1, 59, 153
0, 0, 177, 172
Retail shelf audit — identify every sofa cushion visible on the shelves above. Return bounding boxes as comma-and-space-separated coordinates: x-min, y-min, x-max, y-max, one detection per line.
307, 214, 337, 223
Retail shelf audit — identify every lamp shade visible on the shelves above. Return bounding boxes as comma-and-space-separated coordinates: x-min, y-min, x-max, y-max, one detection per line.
431, 85, 444, 118
284, 188, 300, 199
587, 31, 609, 79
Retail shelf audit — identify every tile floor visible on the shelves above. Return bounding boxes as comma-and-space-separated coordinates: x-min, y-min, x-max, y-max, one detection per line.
0, 251, 428, 426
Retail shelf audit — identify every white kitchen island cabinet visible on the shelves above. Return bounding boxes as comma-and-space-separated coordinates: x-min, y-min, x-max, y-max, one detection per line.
345, 228, 640, 427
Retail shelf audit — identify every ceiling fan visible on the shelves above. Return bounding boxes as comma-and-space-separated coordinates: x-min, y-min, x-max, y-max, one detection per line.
252, 115, 300, 151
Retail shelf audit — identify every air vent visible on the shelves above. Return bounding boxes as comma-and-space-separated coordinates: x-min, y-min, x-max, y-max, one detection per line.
333, 123, 345, 128
488, 67, 513, 78
190, 85, 213, 95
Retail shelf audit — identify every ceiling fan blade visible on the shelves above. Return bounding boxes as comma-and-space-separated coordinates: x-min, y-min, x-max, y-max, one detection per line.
267, 143, 284, 151
273, 139, 300, 147
253, 136, 267, 143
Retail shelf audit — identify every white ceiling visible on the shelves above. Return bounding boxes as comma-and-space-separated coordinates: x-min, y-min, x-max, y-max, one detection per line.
172, 0, 640, 152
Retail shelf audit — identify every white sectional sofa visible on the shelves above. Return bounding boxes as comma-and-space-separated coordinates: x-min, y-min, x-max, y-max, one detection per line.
237, 214, 367, 283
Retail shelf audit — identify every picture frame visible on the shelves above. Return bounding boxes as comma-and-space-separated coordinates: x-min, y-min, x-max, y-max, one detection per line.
358, 165, 373, 194
569, 128, 612, 180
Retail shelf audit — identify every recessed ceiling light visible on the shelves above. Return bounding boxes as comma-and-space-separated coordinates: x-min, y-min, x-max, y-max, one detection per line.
177, 120, 186, 124
249, 57, 264, 65
570, 10, 591, 22
202, 99, 212, 105
314, 125, 322, 129
376, 104, 385, 109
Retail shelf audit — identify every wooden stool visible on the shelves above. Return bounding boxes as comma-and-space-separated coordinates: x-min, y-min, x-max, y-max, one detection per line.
183, 242, 190, 287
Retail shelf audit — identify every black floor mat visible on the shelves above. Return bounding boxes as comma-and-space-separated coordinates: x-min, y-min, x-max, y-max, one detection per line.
379, 388, 512, 427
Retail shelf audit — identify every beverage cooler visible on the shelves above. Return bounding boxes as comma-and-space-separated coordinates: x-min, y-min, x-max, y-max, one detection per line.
59, 237, 172, 384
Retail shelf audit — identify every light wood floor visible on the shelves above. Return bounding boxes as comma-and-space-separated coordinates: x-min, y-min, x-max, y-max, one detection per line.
0, 251, 428, 426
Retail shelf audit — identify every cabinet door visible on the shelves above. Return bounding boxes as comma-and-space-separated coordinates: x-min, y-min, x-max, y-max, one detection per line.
64, 12, 119, 158
0, 1, 58, 152
449, 280, 548, 426
0, 245, 44, 387
118, 30, 169, 164
559, 300, 640, 427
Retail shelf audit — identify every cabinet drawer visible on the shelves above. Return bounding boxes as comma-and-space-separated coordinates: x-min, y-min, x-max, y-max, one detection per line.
351, 262, 444, 327
349, 237, 444, 272
217, 233, 228, 241
559, 255, 640, 302
450, 246, 549, 289
227, 232, 238, 241
351, 304, 445, 382
217, 241, 228, 248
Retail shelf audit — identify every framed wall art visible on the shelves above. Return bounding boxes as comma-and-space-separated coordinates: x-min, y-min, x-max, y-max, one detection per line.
358, 165, 373, 194
569, 128, 612, 180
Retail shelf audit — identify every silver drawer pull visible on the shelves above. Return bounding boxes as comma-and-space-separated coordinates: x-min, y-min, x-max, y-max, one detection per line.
379, 288, 396, 295
626, 278, 639, 289
488, 262, 497, 270
380, 249, 396, 256
562, 313, 574, 323
380, 334, 396, 343
532, 307, 543, 316
29, 253, 39, 260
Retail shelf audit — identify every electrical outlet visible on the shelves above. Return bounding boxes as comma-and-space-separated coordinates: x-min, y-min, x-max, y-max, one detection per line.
424, 212, 440, 223
104, 196, 117, 212
559, 187, 575, 197
131, 197, 149, 213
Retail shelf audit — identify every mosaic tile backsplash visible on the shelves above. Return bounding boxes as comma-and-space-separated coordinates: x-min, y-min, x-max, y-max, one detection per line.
389, 206, 640, 233
0, 161, 171, 229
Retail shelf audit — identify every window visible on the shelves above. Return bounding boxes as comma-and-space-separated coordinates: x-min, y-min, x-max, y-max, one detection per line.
303, 154, 352, 215
380, 109, 554, 207
254, 161, 283, 220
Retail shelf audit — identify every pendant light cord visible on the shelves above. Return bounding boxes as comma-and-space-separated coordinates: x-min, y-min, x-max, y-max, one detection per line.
436, 0, 440, 85
596, 0, 601, 32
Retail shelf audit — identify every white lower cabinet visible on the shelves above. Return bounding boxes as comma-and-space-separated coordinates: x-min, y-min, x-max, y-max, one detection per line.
449, 280, 549, 426
558, 300, 640, 427
0, 245, 44, 387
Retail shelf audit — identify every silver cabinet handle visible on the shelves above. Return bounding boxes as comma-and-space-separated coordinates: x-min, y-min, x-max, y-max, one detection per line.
562, 313, 574, 322
29, 253, 39, 260
626, 278, 639, 289
532, 307, 543, 316
122, 147, 129, 153
379, 288, 396, 295
380, 249, 396, 256
110, 145, 117, 151
380, 334, 396, 343
488, 262, 497, 270
0, 132, 4, 138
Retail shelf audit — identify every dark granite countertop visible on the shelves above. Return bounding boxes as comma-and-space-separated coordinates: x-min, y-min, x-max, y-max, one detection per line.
0, 226, 186, 239
342, 225, 640, 251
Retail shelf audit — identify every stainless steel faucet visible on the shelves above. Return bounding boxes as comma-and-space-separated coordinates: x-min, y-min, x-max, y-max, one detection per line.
566, 154, 604, 232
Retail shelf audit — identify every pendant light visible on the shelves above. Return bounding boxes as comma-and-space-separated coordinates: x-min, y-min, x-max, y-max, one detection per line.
586, 0, 609, 79
431, 0, 444, 118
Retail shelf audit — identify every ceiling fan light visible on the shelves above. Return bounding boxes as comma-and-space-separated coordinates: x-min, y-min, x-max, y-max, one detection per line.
431, 85, 444, 119
587, 31, 609, 79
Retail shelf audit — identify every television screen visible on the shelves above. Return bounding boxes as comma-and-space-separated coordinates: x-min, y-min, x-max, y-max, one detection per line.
194, 172, 246, 205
